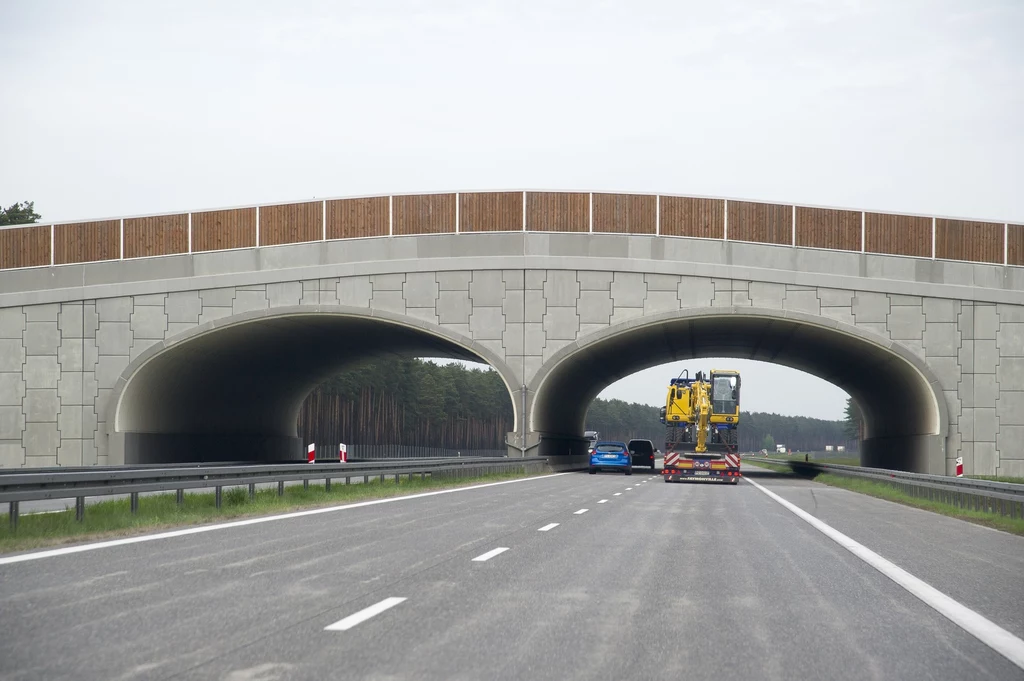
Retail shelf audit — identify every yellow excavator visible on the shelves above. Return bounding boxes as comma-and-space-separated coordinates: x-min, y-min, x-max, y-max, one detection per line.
659, 369, 742, 483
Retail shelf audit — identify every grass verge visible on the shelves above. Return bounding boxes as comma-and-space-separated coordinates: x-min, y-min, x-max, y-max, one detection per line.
0, 469, 541, 555
743, 461, 1024, 536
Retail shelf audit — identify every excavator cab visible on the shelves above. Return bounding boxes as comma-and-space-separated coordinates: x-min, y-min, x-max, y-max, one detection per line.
710, 371, 740, 416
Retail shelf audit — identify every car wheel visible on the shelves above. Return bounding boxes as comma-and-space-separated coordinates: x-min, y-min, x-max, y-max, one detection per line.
589, 467, 596, 474
625, 468, 632, 476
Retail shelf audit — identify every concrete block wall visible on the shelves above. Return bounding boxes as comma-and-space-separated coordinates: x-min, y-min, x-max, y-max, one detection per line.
0, 260, 1021, 474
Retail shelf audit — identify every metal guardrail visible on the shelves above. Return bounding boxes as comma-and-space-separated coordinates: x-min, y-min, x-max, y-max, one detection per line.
750, 456, 1024, 519
0, 457, 550, 529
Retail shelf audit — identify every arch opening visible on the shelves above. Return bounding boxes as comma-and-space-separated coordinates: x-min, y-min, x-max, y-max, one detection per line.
110, 310, 519, 465
530, 309, 947, 474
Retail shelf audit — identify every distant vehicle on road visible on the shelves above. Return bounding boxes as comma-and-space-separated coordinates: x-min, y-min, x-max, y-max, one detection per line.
627, 439, 656, 469
585, 430, 600, 455
589, 441, 632, 475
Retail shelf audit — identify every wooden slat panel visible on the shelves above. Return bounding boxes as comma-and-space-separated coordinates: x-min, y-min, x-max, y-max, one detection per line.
0, 225, 50, 269
259, 201, 323, 246
658, 196, 723, 239
392, 194, 456, 235
935, 219, 1004, 264
124, 214, 188, 259
326, 196, 389, 239
592, 193, 656, 234
525, 192, 589, 232
459, 192, 523, 232
726, 201, 792, 245
864, 213, 931, 257
1009, 224, 1023, 266
795, 206, 861, 251
54, 220, 120, 264
190, 208, 256, 252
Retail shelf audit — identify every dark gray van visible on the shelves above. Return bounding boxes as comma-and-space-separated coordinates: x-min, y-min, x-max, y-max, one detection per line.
628, 439, 656, 469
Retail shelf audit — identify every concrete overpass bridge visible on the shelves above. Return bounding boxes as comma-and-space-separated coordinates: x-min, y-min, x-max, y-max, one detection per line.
0, 191, 1021, 476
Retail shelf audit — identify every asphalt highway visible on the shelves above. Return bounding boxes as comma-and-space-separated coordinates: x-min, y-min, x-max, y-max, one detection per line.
1, 464, 1023, 681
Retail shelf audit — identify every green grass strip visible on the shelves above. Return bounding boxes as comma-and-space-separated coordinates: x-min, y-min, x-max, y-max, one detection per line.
745, 461, 1024, 536
0, 469, 539, 555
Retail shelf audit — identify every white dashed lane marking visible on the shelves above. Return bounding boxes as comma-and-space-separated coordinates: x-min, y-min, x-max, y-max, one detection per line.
325, 597, 406, 631
472, 547, 510, 562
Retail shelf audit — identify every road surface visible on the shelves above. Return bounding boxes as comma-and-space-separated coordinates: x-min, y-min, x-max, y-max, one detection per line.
1, 464, 1022, 680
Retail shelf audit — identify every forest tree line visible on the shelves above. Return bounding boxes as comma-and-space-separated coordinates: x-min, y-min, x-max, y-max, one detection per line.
297, 359, 860, 453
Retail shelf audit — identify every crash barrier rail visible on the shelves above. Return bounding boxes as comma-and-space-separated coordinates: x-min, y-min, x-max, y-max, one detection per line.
317, 445, 507, 460
0, 457, 550, 529
752, 456, 1024, 519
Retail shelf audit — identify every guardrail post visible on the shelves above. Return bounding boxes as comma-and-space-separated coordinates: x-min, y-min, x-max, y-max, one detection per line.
303, 479, 309, 491
9, 501, 18, 531
75, 496, 85, 522
325, 477, 331, 492
277, 481, 284, 497
248, 483, 255, 501
130, 493, 139, 514
394, 473, 399, 484
215, 487, 222, 509
176, 489, 184, 506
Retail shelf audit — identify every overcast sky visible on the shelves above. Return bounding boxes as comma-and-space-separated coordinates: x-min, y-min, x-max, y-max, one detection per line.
3, 1, 1021, 420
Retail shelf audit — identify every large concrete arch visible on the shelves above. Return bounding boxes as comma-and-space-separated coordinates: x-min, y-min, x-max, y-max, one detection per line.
107, 306, 520, 465
528, 307, 949, 474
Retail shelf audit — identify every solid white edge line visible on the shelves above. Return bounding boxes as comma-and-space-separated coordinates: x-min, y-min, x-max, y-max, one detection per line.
745, 477, 1024, 671
574, 508, 588, 515
472, 547, 509, 562
538, 523, 559, 532
324, 597, 406, 631
597, 499, 608, 504
0, 472, 571, 566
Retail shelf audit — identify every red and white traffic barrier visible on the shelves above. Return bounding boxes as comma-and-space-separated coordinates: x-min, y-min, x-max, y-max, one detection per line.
339, 443, 348, 463
307, 443, 316, 464
955, 456, 963, 477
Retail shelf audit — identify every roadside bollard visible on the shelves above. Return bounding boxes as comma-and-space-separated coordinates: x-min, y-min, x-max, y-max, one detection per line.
956, 456, 964, 477
307, 443, 316, 464
339, 443, 348, 463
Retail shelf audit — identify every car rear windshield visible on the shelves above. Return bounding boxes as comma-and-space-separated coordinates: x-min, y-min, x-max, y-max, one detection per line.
629, 441, 653, 454
595, 445, 624, 453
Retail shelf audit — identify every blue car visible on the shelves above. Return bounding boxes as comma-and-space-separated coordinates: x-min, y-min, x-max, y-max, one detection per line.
589, 441, 632, 475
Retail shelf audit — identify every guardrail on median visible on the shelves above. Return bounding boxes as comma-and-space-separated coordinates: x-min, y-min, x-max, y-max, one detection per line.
751, 457, 1024, 519
0, 457, 551, 529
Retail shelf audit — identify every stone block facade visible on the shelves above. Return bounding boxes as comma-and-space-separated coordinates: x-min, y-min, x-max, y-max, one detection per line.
1, 262, 1022, 475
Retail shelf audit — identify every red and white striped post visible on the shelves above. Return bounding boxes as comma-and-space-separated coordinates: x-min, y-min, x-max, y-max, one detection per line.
339, 443, 348, 463
307, 443, 316, 464
955, 456, 963, 477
